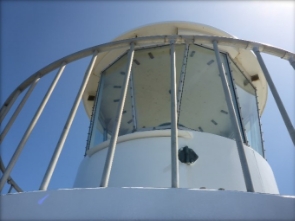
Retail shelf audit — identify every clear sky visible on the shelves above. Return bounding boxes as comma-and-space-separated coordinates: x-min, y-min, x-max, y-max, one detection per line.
1, 1, 294, 195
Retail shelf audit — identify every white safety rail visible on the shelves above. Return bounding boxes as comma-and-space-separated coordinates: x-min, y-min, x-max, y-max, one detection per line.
0, 35, 294, 193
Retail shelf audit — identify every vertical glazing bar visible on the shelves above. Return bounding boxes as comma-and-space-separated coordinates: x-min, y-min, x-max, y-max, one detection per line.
177, 43, 189, 115
213, 41, 254, 192
253, 49, 295, 146
0, 78, 40, 143
129, 71, 137, 131
103, 129, 108, 141
86, 74, 105, 153
226, 59, 247, 144
289, 57, 295, 70
170, 42, 179, 188
0, 64, 66, 192
254, 89, 266, 157
100, 43, 135, 187
40, 53, 98, 191
0, 90, 21, 123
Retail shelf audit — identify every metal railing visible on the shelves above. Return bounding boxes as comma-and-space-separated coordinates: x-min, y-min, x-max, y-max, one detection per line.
1, 35, 294, 193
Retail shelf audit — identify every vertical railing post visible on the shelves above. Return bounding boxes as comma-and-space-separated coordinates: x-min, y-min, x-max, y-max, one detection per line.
213, 40, 254, 192
100, 43, 135, 187
0, 90, 21, 123
0, 78, 40, 143
0, 64, 66, 192
253, 48, 295, 146
7, 184, 13, 193
170, 41, 179, 188
39, 52, 98, 190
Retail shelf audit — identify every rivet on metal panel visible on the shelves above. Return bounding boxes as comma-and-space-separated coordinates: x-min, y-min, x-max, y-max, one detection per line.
211, 120, 218, 125
221, 110, 228, 114
133, 59, 140, 65
148, 52, 154, 59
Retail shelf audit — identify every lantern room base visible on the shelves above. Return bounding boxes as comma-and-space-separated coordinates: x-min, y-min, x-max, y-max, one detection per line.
76, 131, 278, 194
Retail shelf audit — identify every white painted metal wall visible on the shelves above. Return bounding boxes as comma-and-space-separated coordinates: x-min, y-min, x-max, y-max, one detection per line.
74, 130, 278, 194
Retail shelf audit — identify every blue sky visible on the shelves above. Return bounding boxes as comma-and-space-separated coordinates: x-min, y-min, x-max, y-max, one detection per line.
1, 1, 294, 195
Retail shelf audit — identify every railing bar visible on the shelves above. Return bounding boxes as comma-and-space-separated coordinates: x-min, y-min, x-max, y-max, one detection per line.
170, 42, 179, 188
39, 53, 98, 191
7, 184, 13, 193
7, 178, 22, 192
0, 156, 23, 192
213, 40, 254, 192
0, 90, 21, 123
253, 49, 295, 146
0, 63, 66, 192
100, 43, 135, 187
0, 78, 40, 144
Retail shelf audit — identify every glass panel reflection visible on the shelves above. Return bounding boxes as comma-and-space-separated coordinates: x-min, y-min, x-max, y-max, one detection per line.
89, 45, 185, 148
88, 44, 262, 156
100, 54, 134, 137
89, 76, 104, 149
229, 59, 263, 155
132, 45, 185, 130
89, 54, 134, 148
179, 45, 233, 138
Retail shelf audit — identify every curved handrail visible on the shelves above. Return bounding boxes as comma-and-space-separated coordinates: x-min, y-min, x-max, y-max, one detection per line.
1, 35, 294, 113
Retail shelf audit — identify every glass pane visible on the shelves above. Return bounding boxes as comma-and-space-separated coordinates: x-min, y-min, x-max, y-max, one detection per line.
221, 55, 246, 142
179, 45, 233, 138
89, 45, 186, 148
89, 76, 104, 149
88, 44, 258, 151
132, 45, 185, 130
100, 54, 134, 137
229, 59, 263, 155
89, 53, 134, 149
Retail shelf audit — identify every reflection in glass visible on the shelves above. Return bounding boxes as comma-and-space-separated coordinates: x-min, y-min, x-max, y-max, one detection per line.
229, 59, 263, 155
89, 54, 134, 149
89, 76, 104, 149
88, 44, 263, 157
132, 45, 185, 130
179, 45, 233, 138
